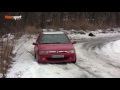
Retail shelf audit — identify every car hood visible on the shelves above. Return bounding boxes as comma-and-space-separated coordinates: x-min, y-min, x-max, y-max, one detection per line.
38, 44, 74, 51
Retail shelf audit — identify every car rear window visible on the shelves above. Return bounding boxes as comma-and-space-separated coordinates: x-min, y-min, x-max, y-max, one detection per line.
40, 34, 71, 44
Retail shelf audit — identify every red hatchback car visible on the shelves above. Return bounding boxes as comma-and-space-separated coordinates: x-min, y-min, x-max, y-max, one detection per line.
32, 31, 77, 63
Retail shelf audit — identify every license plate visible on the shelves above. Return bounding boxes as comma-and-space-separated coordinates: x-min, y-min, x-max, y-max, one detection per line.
52, 55, 64, 58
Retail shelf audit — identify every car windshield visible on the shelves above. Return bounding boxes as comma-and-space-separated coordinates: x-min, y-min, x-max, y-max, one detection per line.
40, 34, 71, 44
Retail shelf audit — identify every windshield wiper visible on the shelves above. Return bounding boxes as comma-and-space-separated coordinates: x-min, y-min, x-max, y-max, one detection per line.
51, 42, 63, 44
51, 42, 69, 44
41, 43, 51, 44
41, 42, 69, 44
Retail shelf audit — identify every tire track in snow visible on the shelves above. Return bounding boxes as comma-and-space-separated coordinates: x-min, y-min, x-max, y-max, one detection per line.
74, 63, 101, 78
75, 36, 120, 78
14, 35, 33, 60
26, 48, 95, 78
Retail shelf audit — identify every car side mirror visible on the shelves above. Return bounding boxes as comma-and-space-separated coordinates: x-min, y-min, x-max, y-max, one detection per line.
72, 41, 77, 44
33, 42, 38, 46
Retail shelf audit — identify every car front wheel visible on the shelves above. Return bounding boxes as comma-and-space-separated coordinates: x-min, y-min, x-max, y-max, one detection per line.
72, 58, 76, 63
34, 52, 36, 59
36, 54, 40, 63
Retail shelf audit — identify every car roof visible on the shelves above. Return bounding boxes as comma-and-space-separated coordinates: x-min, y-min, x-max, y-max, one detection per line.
42, 31, 64, 34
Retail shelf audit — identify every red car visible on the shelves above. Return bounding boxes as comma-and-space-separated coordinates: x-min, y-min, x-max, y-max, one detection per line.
32, 31, 77, 63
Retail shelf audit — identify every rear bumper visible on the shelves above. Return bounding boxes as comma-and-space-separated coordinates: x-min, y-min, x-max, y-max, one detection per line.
38, 53, 76, 63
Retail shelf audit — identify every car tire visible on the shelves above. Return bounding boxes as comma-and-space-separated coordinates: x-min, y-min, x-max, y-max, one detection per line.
72, 58, 76, 63
36, 54, 40, 63
34, 53, 36, 59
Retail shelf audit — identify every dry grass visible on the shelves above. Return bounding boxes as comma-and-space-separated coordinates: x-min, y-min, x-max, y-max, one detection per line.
0, 42, 3, 73
44, 20, 111, 31
14, 33, 23, 39
24, 21, 111, 31
0, 48, 2, 73
62, 21, 110, 30
0, 26, 35, 77
2, 44, 13, 61
0, 41, 14, 76
0, 31, 22, 77
46, 24, 60, 30
24, 26, 41, 34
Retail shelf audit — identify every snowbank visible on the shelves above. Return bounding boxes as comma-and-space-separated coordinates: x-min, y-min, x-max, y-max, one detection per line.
2, 33, 14, 42
102, 40, 120, 54
61, 28, 120, 40
112, 40, 120, 53
41, 28, 120, 40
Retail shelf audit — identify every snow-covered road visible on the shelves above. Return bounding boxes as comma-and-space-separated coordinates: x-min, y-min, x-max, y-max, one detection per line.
6, 33, 120, 78
75, 36, 120, 78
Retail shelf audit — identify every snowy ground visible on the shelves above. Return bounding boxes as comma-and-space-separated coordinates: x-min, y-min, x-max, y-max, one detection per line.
0, 74, 2, 78
75, 36, 120, 78
4, 29, 120, 78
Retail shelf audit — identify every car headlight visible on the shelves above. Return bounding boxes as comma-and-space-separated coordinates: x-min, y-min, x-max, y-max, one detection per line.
39, 50, 48, 54
67, 50, 75, 53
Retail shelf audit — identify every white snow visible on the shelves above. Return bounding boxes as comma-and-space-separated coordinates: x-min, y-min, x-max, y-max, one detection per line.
112, 40, 120, 53
5, 28, 120, 78
43, 31, 64, 34
68, 30, 120, 40
74, 42, 120, 78
0, 74, 3, 78
102, 40, 120, 54
6, 34, 94, 78
2, 33, 14, 42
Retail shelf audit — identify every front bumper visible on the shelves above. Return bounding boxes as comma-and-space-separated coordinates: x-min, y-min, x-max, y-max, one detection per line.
38, 53, 76, 63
